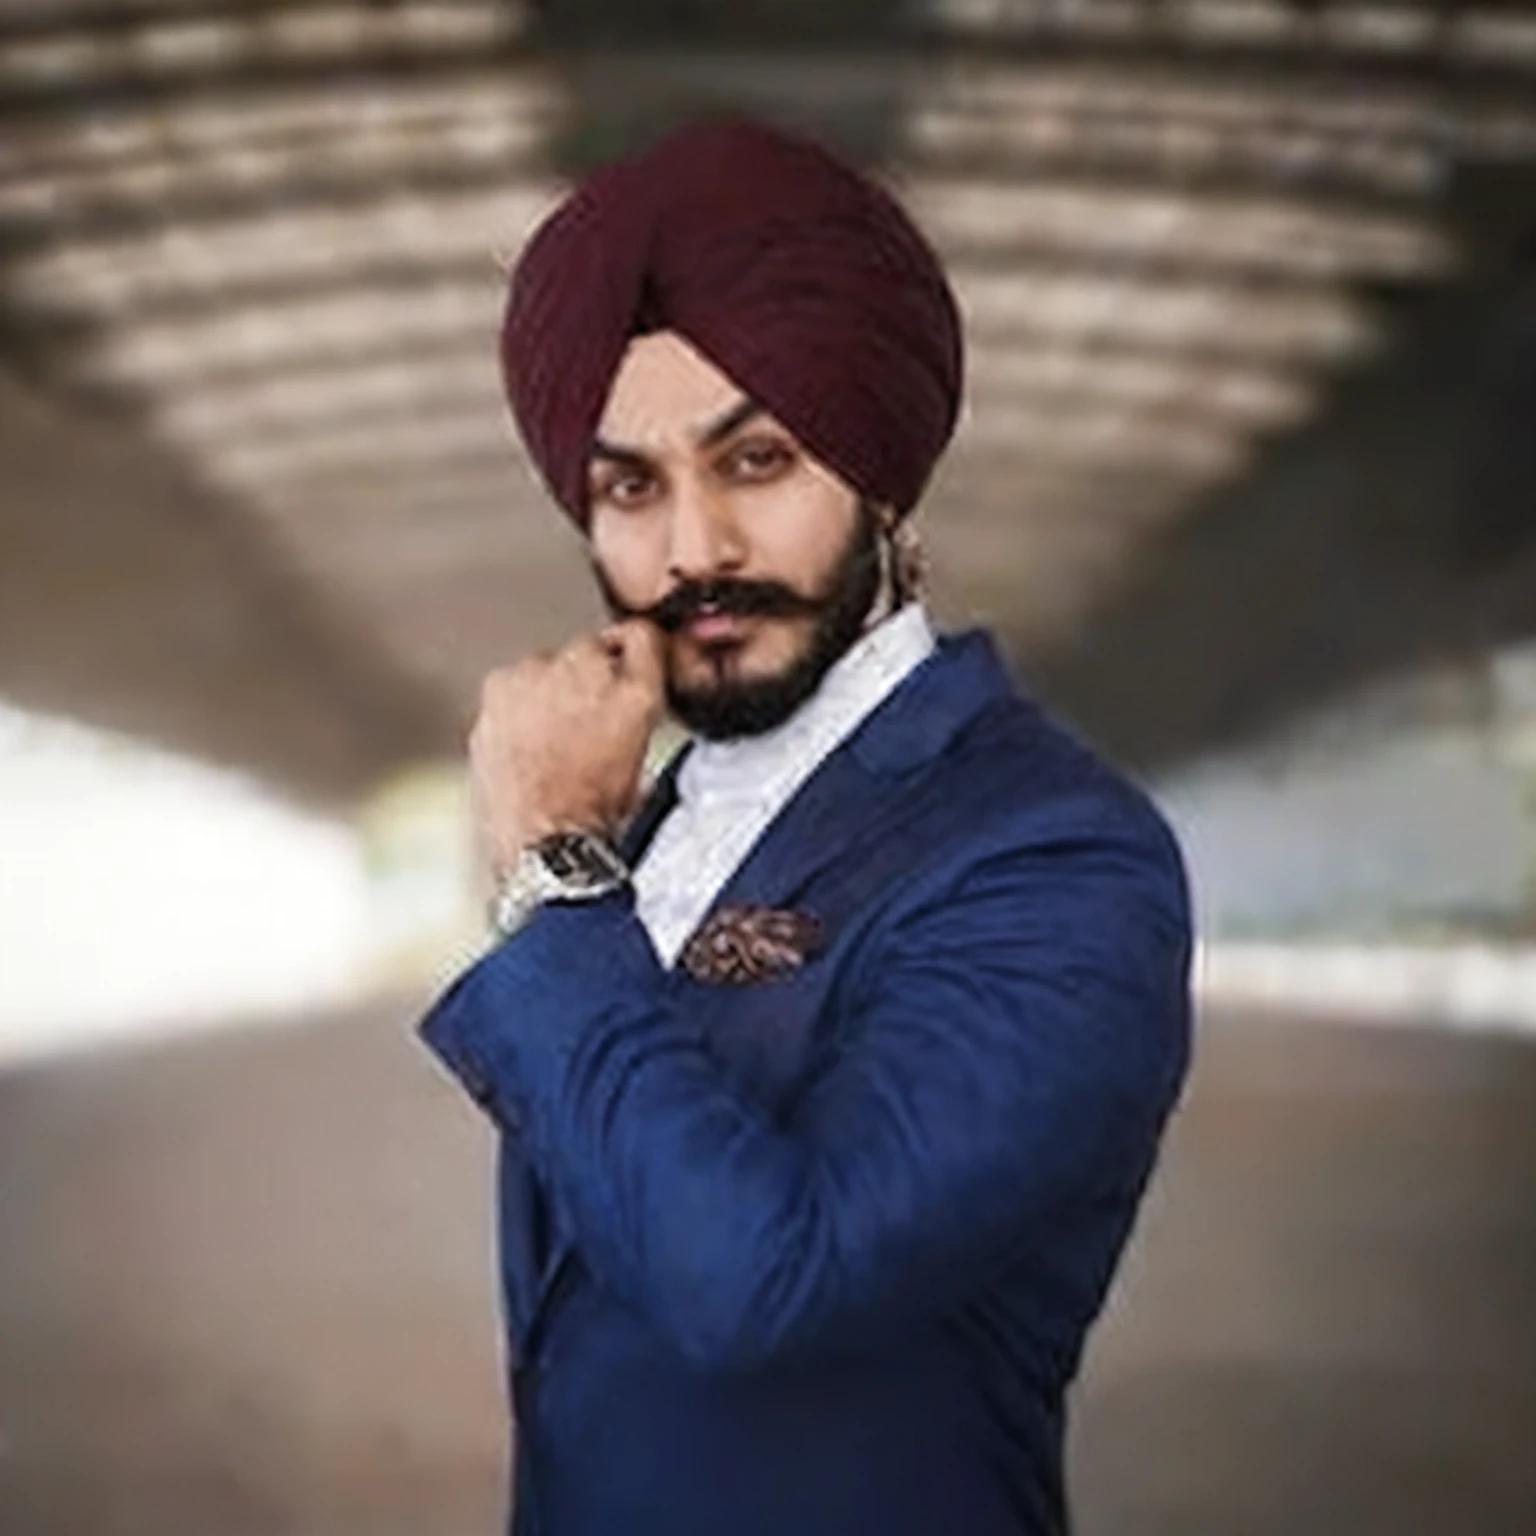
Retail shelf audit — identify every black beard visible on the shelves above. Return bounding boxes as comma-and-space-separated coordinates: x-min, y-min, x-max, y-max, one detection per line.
592, 502, 883, 741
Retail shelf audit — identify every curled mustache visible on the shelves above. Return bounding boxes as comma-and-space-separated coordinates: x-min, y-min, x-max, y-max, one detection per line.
618, 577, 827, 635
590, 510, 885, 639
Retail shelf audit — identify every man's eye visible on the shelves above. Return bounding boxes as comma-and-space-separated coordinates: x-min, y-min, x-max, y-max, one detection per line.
725, 439, 793, 480
597, 472, 656, 507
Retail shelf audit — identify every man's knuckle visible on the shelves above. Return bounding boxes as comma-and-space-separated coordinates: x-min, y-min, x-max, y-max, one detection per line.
482, 666, 518, 699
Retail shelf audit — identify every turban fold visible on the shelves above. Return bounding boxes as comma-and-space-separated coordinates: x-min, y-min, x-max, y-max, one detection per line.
501, 117, 965, 528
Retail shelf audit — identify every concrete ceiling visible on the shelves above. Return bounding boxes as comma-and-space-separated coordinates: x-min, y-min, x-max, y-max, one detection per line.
4, 0, 1536, 800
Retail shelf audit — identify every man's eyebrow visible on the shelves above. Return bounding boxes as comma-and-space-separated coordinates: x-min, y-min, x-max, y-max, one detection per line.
589, 398, 765, 466
695, 397, 764, 449
588, 439, 649, 467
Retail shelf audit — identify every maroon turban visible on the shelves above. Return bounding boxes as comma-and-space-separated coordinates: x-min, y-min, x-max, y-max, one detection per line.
500, 117, 965, 529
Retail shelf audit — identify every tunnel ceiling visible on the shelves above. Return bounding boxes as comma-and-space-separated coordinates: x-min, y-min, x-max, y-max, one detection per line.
4, 0, 1536, 798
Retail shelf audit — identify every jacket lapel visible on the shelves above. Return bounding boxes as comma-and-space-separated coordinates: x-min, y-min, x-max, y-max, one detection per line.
618, 741, 692, 864
699, 630, 1015, 919
519, 631, 1015, 1358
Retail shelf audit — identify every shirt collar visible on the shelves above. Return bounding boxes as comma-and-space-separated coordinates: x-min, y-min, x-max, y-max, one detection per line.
677, 603, 937, 807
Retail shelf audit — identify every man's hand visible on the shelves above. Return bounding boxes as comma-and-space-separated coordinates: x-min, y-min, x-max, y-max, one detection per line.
470, 620, 665, 879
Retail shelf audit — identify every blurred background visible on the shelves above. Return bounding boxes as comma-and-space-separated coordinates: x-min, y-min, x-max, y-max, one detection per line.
2, 1, 1535, 1531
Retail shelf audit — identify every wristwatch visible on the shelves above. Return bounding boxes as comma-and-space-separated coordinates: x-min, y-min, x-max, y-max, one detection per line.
488, 828, 631, 939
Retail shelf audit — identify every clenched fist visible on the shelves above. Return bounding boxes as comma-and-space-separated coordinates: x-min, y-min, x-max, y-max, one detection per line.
470, 620, 666, 880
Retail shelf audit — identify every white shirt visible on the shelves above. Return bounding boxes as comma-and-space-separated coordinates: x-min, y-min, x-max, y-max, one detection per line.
633, 603, 937, 967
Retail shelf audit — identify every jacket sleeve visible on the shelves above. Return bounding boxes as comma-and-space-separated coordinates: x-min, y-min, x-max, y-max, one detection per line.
420, 810, 1192, 1373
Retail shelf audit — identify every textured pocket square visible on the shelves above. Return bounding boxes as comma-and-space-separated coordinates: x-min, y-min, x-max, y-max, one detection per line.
679, 904, 824, 985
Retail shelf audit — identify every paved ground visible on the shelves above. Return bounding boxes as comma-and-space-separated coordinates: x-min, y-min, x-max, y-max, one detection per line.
1, 1000, 1533, 1535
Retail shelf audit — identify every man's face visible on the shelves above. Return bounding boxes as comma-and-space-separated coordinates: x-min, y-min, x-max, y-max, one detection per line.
588, 331, 881, 740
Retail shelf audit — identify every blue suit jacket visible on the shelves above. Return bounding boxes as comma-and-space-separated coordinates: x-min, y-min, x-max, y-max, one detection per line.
421, 630, 1192, 1536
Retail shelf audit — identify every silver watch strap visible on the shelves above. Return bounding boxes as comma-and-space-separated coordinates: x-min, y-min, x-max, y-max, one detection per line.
488, 831, 629, 938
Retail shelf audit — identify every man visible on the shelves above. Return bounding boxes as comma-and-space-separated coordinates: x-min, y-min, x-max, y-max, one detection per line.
421, 118, 1192, 1536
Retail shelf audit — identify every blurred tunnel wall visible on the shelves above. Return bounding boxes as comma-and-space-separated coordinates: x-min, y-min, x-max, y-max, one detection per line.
5, 0, 1536, 800
4, 4, 1536, 1535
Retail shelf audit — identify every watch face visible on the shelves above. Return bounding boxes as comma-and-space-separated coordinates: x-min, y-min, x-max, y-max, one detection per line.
537, 831, 627, 890
540, 832, 592, 882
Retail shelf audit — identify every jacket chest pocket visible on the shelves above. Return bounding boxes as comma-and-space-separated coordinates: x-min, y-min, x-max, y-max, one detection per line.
678, 961, 839, 1119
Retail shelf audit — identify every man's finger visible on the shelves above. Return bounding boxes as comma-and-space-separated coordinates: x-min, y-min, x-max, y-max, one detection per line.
553, 632, 621, 687
595, 630, 628, 677
602, 620, 665, 693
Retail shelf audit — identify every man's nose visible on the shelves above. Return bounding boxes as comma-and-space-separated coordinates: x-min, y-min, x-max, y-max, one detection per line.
667, 474, 746, 582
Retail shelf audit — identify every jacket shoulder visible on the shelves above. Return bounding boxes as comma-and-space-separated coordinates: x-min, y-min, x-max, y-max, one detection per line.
838, 688, 1194, 1094
939, 689, 1188, 892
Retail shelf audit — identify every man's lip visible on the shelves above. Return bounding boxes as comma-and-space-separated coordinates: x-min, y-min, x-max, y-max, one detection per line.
683, 612, 749, 641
